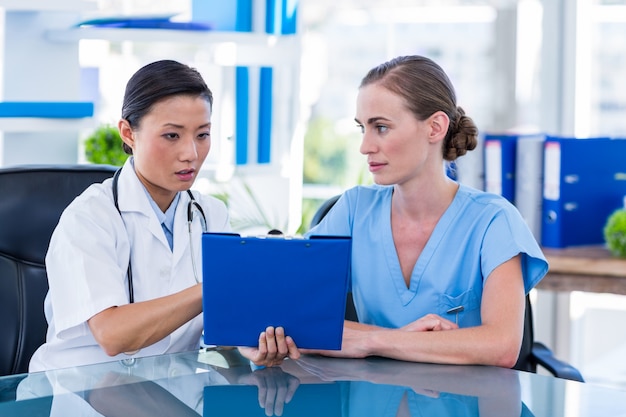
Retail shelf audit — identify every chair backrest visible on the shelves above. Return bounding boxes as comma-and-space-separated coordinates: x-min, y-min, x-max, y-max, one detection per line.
309, 194, 342, 231
309, 193, 536, 371
0, 164, 117, 376
512, 296, 536, 372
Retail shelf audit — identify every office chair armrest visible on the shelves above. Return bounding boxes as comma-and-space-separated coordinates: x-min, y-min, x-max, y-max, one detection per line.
531, 342, 585, 382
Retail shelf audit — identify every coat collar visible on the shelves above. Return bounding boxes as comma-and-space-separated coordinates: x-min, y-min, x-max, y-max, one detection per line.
115, 158, 199, 263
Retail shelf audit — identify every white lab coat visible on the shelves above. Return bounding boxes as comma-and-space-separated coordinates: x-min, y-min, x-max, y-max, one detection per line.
29, 159, 231, 372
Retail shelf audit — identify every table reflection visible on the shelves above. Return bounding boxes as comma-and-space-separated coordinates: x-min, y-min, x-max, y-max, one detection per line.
8, 349, 620, 417
282, 355, 529, 417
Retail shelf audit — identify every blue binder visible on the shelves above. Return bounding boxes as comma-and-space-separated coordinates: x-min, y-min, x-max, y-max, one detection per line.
202, 233, 351, 350
541, 136, 626, 248
483, 133, 519, 203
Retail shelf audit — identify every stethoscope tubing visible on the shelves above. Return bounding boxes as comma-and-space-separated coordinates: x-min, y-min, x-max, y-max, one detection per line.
112, 166, 207, 303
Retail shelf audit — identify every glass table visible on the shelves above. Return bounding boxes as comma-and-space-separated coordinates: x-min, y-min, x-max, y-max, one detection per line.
2, 348, 626, 416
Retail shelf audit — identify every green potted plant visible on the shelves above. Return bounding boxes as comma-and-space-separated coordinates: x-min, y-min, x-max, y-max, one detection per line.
84, 124, 128, 166
603, 205, 626, 258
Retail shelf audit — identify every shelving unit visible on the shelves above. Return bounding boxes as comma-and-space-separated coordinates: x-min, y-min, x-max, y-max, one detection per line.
48, 26, 296, 48
0, 1, 97, 164
49, 26, 299, 67
0, 118, 95, 132
0, 0, 304, 232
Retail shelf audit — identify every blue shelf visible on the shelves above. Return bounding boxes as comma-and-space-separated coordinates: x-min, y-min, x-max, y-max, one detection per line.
0, 101, 94, 118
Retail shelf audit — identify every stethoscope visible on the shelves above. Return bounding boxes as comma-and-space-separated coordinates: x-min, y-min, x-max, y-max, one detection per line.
112, 166, 207, 304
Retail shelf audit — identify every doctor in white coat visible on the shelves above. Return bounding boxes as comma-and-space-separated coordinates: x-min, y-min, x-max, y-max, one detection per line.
29, 60, 298, 372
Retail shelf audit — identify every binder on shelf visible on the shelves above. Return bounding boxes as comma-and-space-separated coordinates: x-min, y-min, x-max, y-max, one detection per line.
483, 133, 519, 203
515, 134, 545, 240
0, 101, 94, 118
202, 233, 351, 350
541, 136, 626, 248
193, 0, 296, 166
191, 0, 252, 31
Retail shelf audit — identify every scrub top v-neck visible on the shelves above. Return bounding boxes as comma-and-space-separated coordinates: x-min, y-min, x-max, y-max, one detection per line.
307, 184, 548, 329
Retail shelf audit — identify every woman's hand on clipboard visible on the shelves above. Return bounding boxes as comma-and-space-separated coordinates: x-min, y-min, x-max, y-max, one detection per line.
238, 326, 301, 368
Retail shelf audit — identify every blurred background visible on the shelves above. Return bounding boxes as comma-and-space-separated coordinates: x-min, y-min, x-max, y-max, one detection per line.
1, 0, 626, 390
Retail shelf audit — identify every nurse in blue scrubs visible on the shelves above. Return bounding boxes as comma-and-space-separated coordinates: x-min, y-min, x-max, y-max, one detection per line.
306, 55, 548, 368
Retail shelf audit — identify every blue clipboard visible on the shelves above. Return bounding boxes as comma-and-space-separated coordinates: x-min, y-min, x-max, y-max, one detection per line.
203, 383, 342, 417
201, 233, 351, 350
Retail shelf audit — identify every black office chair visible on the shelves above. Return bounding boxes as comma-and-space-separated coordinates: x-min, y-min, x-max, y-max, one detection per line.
0, 164, 117, 376
309, 194, 584, 382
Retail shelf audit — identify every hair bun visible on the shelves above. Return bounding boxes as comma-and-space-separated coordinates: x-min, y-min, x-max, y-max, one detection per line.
444, 107, 478, 161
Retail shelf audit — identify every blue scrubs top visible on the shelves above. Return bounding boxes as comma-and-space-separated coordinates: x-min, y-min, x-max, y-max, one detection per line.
307, 184, 548, 328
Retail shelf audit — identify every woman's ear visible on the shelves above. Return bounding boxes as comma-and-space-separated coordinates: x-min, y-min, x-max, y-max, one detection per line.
118, 119, 134, 150
428, 111, 450, 143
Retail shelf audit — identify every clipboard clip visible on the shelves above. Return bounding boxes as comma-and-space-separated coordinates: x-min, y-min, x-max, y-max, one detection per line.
262, 230, 303, 240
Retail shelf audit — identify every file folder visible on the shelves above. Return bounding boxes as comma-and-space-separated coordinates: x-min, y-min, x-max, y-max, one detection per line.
483, 133, 519, 203
203, 383, 342, 417
541, 136, 626, 248
515, 134, 545, 240
201, 233, 351, 350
